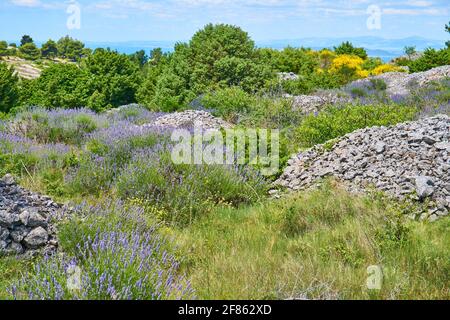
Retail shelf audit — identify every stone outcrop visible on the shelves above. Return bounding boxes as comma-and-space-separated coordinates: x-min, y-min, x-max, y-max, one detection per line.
276, 115, 450, 220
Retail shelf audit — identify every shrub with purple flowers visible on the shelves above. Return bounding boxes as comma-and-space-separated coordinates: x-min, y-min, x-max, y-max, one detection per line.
10, 202, 195, 300
11, 107, 108, 145
116, 146, 268, 225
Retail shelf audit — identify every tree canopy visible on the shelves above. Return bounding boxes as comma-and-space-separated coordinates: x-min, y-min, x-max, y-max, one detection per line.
334, 41, 368, 60
0, 62, 20, 113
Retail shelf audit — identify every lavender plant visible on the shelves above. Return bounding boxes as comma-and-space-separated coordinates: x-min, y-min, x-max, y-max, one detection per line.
116, 146, 268, 225
10, 202, 195, 300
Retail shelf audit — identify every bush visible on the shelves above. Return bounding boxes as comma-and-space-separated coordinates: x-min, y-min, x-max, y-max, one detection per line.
334, 41, 368, 60
408, 48, 450, 73
83, 49, 141, 110
19, 43, 41, 60
329, 55, 369, 85
141, 24, 274, 111
116, 147, 268, 226
297, 104, 418, 147
11, 202, 195, 300
201, 87, 255, 119
22, 64, 90, 109
12, 107, 106, 145
0, 63, 19, 113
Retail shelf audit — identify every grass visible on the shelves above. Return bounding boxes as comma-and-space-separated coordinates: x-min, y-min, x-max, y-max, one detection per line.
176, 182, 449, 300
0, 257, 35, 299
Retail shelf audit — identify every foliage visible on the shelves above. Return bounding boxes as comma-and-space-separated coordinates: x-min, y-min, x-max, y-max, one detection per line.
0, 41, 8, 56
404, 46, 416, 59
407, 48, 450, 73
57, 36, 85, 61
20, 35, 34, 46
19, 43, 41, 60
329, 54, 369, 84
41, 39, 58, 58
371, 64, 405, 75
296, 104, 418, 147
139, 24, 274, 111
115, 147, 268, 226
22, 64, 90, 109
0, 63, 20, 113
11, 202, 195, 300
334, 41, 368, 60
201, 86, 256, 119
83, 49, 141, 111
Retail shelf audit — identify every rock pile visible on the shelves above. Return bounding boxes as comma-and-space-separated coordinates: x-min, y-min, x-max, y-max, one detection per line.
276, 115, 450, 220
0, 174, 60, 256
289, 91, 349, 114
349, 65, 450, 96
150, 110, 233, 130
278, 72, 300, 81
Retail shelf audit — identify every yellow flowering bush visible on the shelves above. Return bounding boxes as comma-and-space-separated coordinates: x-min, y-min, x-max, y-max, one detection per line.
329, 54, 367, 83
371, 64, 405, 75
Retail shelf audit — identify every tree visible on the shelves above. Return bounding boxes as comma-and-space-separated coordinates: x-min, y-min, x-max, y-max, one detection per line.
141, 24, 273, 110
149, 48, 164, 65
0, 62, 20, 113
0, 41, 8, 56
334, 41, 368, 60
57, 36, 85, 61
22, 63, 90, 109
129, 50, 148, 68
20, 35, 34, 46
41, 39, 58, 58
446, 21, 450, 48
19, 43, 41, 60
404, 46, 416, 59
83, 48, 141, 110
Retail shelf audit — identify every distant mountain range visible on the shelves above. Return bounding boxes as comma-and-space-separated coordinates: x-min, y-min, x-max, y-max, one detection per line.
32, 36, 446, 62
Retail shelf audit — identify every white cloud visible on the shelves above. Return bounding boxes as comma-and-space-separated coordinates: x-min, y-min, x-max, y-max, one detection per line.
10, 0, 41, 7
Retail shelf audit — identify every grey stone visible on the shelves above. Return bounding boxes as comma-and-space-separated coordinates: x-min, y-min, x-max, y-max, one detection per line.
6, 242, 24, 255
0, 211, 21, 228
415, 176, 435, 200
19, 209, 47, 228
23, 227, 48, 249
375, 142, 386, 154
435, 142, 450, 151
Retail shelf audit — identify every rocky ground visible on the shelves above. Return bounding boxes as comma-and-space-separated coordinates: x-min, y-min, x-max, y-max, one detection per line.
350, 65, 450, 96
146, 110, 233, 130
1, 56, 42, 80
0, 174, 62, 256
289, 65, 450, 114
276, 115, 450, 221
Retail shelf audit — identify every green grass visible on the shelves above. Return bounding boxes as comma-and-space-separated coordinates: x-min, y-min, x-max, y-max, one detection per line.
0, 257, 35, 299
176, 182, 449, 300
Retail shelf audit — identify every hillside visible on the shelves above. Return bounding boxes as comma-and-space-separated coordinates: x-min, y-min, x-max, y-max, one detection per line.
0, 23, 449, 301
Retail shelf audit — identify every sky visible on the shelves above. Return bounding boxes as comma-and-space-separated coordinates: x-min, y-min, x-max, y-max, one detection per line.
0, 0, 449, 43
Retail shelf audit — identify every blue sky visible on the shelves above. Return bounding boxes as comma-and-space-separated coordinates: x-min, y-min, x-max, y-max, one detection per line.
0, 0, 449, 42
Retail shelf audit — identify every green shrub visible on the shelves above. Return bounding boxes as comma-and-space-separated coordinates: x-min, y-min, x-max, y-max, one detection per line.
201, 87, 255, 119
407, 48, 450, 73
297, 104, 418, 147
0, 63, 20, 113
116, 147, 268, 226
